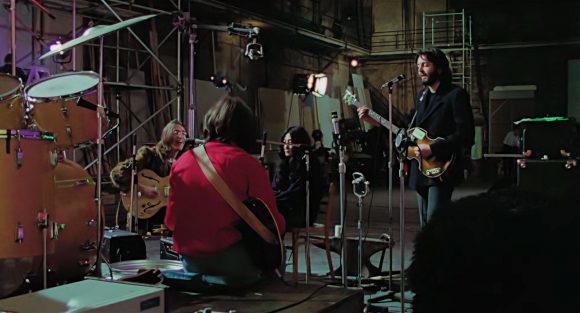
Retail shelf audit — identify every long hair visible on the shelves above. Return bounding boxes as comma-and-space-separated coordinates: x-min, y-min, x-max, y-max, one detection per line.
203, 95, 257, 152
415, 48, 452, 85
155, 119, 185, 158
279, 126, 311, 160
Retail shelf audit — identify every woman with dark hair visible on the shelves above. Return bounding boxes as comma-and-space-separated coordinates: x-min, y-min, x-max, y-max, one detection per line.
272, 126, 323, 230
164, 95, 286, 292
110, 119, 187, 233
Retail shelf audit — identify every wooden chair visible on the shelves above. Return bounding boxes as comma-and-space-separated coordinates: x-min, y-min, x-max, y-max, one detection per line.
288, 182, 336, 281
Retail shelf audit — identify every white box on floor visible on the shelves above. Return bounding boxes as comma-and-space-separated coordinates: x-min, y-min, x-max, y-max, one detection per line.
0, 278, 165, 313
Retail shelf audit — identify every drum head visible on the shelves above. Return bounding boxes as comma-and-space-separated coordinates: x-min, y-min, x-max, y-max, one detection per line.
26, 71, 99, 99
0, 74, 22, 99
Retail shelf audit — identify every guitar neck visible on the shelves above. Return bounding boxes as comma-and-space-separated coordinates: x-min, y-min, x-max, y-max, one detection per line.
366, 109, 400, 134
344, 90, 401, 134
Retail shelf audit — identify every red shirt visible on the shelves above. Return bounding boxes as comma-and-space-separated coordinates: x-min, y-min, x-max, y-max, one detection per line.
165, 141, 285, 257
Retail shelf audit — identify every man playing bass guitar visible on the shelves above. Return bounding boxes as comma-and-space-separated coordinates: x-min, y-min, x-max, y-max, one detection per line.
358, 48, 474, 227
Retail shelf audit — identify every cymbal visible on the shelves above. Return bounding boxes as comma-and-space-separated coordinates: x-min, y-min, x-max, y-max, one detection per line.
39, 14, 156, 61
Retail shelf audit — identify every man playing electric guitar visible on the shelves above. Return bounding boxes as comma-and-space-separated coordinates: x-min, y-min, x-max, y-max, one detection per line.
358, 48, 474, 227
110, 119, 187, 234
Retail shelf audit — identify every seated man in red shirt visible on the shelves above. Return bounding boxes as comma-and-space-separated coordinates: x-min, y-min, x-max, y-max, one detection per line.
163, 95, 286, 292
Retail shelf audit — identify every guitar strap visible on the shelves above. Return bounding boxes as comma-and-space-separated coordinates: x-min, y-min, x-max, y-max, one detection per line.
193, 145, 276, 244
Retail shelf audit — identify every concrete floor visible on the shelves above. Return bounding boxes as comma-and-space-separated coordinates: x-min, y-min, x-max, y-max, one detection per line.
128, 175, 493, 313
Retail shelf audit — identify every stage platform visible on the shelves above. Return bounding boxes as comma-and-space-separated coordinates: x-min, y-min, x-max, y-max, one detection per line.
166, 280, 364, 313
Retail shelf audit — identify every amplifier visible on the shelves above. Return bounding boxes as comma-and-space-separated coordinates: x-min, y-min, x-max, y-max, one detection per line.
101, 229, 147, 263
160, 237, 179, 260
520, 118, 578, 159
0, 278, 165, 313
517, 159, 579, 197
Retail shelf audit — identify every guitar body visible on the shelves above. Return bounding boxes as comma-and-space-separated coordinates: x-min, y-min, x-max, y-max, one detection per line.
405, 127, 454, 178
239, 197, 284, 273
121, 169, 169, 219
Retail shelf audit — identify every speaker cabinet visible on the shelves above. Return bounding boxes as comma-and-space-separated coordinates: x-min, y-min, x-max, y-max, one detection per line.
100, 230, 146, 263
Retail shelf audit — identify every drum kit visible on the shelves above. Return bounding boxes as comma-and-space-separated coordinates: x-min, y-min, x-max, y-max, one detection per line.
0, 14, 155, 298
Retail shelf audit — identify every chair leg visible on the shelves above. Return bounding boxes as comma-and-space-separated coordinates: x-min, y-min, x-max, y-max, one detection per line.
292, 230, 299, 282
305, 236, 311, 277
325, 237, 335, 278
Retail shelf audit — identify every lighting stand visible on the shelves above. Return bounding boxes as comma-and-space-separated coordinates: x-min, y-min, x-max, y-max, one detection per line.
352, 172, 369, 287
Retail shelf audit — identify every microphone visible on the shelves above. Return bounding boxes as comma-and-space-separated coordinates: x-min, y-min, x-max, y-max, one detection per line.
380, 74, 406, 88
352, 176, 365, 185
184, 138, 206, 146
331, 111, 340, 136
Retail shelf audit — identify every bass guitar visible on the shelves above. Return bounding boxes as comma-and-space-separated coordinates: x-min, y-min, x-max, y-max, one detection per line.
343, 89, 454, 178
121, 169, 169, 219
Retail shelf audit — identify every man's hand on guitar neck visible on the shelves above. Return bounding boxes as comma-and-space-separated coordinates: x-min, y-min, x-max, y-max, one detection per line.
357, 106, 380, 127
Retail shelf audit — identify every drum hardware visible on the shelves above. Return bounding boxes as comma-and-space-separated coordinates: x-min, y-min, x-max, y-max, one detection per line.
16, 223, 24, 243
36, 210, 49, 230
80, 241, 97, 251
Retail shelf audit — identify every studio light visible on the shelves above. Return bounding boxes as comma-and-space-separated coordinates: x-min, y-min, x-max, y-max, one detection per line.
292, 74, 309, 94
292, 73, 328, 97
49, 39, 71, 64
307, 74, 328, 97
245, 38, 263, 61
210, 74, 229, 88
350, 58, 359, 68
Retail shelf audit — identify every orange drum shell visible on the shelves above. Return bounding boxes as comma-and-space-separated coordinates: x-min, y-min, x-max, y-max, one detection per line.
46, 159, 99, 283
31, 92, 99, 149
0, 133, 55, 298
0, 74, 25, 129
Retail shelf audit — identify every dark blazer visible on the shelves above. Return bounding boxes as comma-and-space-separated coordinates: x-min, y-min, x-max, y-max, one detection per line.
407, 83, 475, 189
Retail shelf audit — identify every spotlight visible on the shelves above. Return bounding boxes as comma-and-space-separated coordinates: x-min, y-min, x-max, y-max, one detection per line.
245, 38, 264, 61
210, 74, 229, 88
350, 58, 359, 68
307, 74, 328, 97
292, 73, 328, 97
292, 74, 309, 94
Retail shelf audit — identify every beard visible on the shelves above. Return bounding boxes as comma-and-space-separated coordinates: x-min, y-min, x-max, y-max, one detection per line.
422, 71, 440, 86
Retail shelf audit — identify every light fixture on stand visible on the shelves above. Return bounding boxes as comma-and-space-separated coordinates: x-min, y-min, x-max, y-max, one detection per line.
210, 74, 229, 88
292, 73, 328, 97
244, 38, 263, 61
49, 39, 72, 64
307, 73, 328, 97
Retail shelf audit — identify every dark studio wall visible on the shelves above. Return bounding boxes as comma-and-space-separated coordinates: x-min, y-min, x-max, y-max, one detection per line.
456, 0, 580, 118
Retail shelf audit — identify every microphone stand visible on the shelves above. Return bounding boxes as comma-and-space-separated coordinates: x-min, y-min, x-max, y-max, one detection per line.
332, 118, 348, 287
352, 172, 369, 287
387, 82, 407, 312
127, 142, 138, 232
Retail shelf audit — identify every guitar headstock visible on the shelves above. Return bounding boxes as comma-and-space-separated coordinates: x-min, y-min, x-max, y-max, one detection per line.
342, 88, 359, 107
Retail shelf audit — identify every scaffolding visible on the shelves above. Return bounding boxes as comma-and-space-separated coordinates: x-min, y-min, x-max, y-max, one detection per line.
422, 9, 473, 96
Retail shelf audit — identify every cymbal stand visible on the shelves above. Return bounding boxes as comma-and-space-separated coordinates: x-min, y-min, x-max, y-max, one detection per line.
94, 36, 105, 277
352, 172, 370, 287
